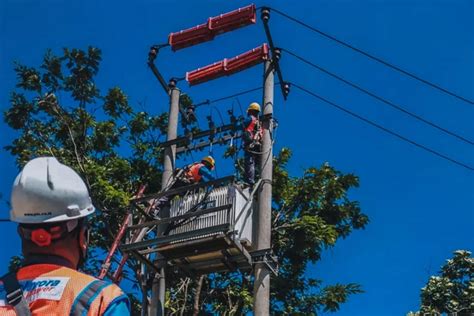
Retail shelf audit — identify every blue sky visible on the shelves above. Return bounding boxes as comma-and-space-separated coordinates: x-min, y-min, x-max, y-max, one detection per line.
1, 0, 473, 315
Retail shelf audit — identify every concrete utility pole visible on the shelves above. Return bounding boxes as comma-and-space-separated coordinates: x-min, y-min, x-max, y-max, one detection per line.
150, 79, 180, 316
253, 59, 274, 315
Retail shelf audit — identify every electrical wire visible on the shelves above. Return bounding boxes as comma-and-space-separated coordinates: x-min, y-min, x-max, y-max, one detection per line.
234, 98, 245, 116
292, 82, 474, 172
282, 48, 474, 146
268, 7, 474, 105
194, 82, 281, 108
210, 106, 225, 126
207, 86, 263, 105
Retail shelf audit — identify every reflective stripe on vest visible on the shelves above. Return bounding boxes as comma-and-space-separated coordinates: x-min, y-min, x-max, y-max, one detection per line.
70, 279, 110, 316
185, 163, 203, 183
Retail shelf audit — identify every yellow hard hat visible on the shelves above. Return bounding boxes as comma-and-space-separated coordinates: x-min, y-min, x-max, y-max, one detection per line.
201, 156, 215, 169
247, 102, 261, 113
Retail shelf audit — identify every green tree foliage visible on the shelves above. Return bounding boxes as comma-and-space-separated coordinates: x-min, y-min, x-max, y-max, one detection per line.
5, 47, 369, 315
4, 46, 167, 262
171, 148, 368, 315
408, 250, 474, 316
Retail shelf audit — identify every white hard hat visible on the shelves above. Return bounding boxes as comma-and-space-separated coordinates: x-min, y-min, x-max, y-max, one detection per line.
10, 157, 95, 223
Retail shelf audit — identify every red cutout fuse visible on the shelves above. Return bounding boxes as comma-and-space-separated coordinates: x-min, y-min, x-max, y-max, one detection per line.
186, 43, 269, 86
168, 4, 256, 51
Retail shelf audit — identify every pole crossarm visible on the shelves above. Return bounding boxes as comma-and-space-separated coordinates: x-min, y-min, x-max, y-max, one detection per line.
158, 121, 243, 148
176, 133, 242, 154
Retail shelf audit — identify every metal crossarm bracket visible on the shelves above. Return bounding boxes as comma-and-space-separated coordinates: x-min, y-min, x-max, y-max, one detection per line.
120, 224, 231, 253
158, 121, 244, 148
147, 45, 171, 94
251, 248, 279, 276
260, 7, 289, 100
129, 250, 161, 275
176, 133, 242, 154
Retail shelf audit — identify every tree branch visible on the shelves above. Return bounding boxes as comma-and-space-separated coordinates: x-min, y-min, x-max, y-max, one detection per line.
192, 275, 205, 316
180, 278, 190, 316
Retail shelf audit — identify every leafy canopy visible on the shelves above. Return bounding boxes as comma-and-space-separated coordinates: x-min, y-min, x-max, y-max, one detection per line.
408, 250, 474, 316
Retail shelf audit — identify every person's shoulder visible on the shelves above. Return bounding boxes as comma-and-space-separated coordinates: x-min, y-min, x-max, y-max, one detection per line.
57, 266, 99, 282
199, 165, 212, 173
67, 269, 123, 291
68, 269, 127, 302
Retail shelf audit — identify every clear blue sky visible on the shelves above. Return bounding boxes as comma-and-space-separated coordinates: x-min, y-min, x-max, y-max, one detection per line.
1, 0, 473, 315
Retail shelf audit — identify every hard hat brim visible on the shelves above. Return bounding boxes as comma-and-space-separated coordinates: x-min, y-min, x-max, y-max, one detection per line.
10, 205, 96, 224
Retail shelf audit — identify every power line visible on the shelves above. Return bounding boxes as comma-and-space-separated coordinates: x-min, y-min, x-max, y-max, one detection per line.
195, 86, 263, 107
194, 82, 286, 108
282, 48, 474, 146
292, 82, 474, 172
269, 7, 474, 105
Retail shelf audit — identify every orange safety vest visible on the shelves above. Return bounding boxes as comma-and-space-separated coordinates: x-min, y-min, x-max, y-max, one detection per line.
184, 163, 204, 183
0, 264, 126, 315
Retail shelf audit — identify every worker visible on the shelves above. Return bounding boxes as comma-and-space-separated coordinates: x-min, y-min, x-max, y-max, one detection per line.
242, 102, 263, 186
175, 155, 216, 187
151, 156, 216, 219
0, 157, 130, 315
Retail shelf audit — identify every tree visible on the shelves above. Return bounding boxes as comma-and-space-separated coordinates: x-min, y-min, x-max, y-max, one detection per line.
4, 47, 168, 304
408, 250, 474, 316
4, 47, 369, 315
168, 149, 368, 315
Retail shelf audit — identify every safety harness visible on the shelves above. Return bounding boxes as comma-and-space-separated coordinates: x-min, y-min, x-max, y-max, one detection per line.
182, 162, 205, 184
244, 115, 262, 142
1, 272, 31, 316
243, 116, 263, 154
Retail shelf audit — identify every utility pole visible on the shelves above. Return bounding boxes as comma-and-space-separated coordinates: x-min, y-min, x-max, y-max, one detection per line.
253, 59, 274, 315
150, 79, 180, 316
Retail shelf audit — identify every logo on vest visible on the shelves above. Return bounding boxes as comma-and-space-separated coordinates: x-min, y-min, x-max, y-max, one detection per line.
0, 277, 70, 305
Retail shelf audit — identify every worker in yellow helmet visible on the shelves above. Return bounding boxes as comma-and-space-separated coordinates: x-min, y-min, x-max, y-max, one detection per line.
151, 156, 216, 219
181, 156, 216, 185
242, 102, 263, 186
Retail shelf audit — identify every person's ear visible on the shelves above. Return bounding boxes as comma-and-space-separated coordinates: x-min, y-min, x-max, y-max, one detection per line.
78, 226, 89, 256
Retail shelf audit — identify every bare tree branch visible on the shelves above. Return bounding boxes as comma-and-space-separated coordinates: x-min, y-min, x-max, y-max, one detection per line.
192, 275, 205, 316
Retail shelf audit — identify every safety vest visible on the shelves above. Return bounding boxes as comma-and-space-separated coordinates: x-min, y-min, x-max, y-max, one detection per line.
244, 116, 262, 141
0, 264, 126, 315
184, 163, 204, 183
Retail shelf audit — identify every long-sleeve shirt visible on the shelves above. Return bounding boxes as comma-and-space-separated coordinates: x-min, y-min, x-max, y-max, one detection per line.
198, 165, 215, 182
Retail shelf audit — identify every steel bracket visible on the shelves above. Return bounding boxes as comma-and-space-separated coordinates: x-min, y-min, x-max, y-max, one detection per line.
251, 248, 279, 276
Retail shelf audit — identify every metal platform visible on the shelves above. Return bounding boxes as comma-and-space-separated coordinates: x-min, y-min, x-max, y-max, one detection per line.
120, 177, 269, 275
